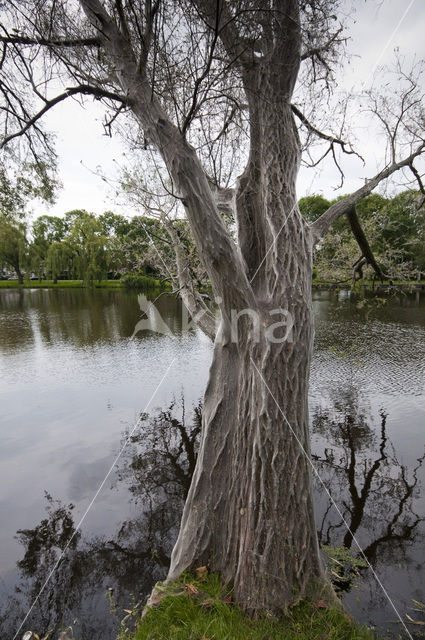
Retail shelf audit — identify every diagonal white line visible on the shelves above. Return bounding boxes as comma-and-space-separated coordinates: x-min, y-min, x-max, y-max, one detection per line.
250, 356, 414, 640
13, 358, 177, 640
137, 217, 176, 284
363, 0, 416, 89
249, 204, 297, 284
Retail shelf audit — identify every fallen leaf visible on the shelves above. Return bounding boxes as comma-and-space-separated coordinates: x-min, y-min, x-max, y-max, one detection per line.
123, 609, 133, 614
185, 583, 199, 595
316, 600, 329, 609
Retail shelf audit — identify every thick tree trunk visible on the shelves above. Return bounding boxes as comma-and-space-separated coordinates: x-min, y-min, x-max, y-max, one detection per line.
81, 0, 333, 614
169, 76, 331, 611
168, 306, 330, 611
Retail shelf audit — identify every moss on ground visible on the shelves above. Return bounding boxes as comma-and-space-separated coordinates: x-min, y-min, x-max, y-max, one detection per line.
118, 573, 374, 640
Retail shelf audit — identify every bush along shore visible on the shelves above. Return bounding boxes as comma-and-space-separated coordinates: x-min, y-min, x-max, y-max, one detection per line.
117, 571, 374, 640
312, 279, 425, 292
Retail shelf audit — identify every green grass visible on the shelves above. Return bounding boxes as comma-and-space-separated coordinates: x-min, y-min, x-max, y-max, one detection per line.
119, 573, 374, 640
0, 276, 169, 289
0, 279, 86, 288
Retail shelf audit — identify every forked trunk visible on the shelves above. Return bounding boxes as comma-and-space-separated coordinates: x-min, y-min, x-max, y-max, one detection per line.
168, 101, 331, 611
79, 0, 333, 612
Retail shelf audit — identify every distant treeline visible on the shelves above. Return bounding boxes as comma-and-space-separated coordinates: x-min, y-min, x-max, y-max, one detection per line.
1, 191, 424, 286
0, 209, 180, 286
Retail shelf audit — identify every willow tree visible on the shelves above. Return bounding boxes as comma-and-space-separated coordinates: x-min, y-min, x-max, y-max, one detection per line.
1, 0, 424, 613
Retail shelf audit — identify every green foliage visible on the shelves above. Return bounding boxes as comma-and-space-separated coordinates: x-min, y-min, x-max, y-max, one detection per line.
2, 186, 421, 288
119, 573, 373, 640
0, 219, 28, 282
304, 190, 425, 282
299, 195, 331, 222
0, 159, 59, 220
121, 273, 169, 289
355, 193, 388, 220
376, 191, 425, 272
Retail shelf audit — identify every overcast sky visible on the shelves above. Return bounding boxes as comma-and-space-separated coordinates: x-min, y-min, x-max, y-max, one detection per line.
34, 0, 425, 220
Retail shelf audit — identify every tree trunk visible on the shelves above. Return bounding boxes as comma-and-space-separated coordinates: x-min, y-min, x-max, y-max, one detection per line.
168, 308, 330, 610
169, 75, 332, 610
80, 0, 333, 614
16, 266, 23, 284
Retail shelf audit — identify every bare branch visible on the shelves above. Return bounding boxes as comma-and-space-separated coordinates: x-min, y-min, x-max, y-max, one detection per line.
0, 35, 100, 47
346, 206, 385, 281
0, 84, 128, 148
311, 142, 425, 243
409, 161, 425, 196
79, 0, 254, 311
291, 103, 360, 157
300, 25, 344, 62
181, 7, 220, 135
164, 218, 216, 340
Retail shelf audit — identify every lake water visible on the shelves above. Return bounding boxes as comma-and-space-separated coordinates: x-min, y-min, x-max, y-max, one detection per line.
0, 288, 424, 639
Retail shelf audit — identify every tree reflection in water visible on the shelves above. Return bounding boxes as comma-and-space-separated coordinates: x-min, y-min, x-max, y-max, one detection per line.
1, 394, 423, 639
0, 401, 201, 640
312, 388, 425, 596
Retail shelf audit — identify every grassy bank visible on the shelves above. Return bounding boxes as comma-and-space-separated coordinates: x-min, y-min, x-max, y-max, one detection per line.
118, 573, 373, 640
0, 275, 168, 289
312, 279, 425, 291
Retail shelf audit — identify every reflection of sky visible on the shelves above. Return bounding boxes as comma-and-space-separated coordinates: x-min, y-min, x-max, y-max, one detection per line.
31, 0, 425, 220
0, 290, 212, 577
310, 291, 425, 633
0, 289, 424, 635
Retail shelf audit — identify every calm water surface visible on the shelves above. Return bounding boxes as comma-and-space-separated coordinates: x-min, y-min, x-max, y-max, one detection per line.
0, 288, 424, 639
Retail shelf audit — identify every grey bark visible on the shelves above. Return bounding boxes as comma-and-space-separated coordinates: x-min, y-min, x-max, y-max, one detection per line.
346, 207, 385, 281
164, 219, 216, 340
78, 0, 348, 612
167, 0, 333, 610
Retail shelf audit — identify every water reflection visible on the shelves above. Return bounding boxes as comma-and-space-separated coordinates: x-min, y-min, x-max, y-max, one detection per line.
0, 288, 185, 354
1, 290, 424, 639
312, 388, 425, 619
2, 393, 424, 639
0, 402, 201, 640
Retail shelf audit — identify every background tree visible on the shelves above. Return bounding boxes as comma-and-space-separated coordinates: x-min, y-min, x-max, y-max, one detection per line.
63, 210, 110, 285
299, 195, 332, 223
0, 161, 58, 221
1, 0, 424, 616
30, 215, 68, 279
308, 192, 425, 282
0, 220, 28, 283
45, 240, 72, 283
